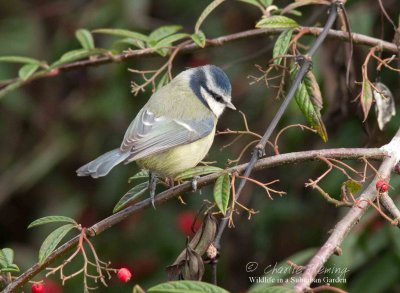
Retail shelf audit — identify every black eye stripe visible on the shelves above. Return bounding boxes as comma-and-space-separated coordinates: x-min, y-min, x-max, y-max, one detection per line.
204, 87, 224, 103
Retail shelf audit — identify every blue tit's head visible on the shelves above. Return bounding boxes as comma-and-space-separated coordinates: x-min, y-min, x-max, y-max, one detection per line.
185, 65, 236, 117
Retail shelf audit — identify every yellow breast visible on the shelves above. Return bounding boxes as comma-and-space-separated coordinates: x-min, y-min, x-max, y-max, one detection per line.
136, 128, 216, 177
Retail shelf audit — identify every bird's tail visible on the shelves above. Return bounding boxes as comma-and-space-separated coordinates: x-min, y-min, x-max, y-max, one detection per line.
76, 149, 130, 178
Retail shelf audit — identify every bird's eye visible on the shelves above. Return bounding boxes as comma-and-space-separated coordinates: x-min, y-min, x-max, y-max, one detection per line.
214, 94, 223, 103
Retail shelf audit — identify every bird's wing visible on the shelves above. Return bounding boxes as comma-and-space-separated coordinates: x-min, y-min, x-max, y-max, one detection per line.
120, 108, 215, 160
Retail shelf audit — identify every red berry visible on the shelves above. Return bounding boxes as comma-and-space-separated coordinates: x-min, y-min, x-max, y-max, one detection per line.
177, 211, 201, 235
376, 179, 389, 193
31, 283, 44, 293
117, 268, 132, 283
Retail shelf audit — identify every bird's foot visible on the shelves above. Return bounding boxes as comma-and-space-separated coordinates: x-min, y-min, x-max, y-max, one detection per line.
149, 173, 158, 209
191, 176, 200, 192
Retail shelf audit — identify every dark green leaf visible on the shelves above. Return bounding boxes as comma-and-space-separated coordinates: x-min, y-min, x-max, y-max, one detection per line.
273, 29, 293, 65
18, 64, 39, 81
113, 182, 149, 213
361, 77, 373, 121
39, 224, 75, 264
195, 0, 225, 33
92, 29, 149, 42
175, 166, 223, 181
256, 16, 298, 29
148, 280, 229, 293
28, 215, 76, 229
213, 174, 231, 215
75, 29, 95, 50
149, 25, 182, 42
292, 68, 328, 142
191, 31, 206, 48
154, 33, 189, 49
0, 56, 41, 64
128, 170, 149, 183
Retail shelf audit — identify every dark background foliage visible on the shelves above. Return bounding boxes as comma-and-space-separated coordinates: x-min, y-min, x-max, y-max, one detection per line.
0, 0, 399, 292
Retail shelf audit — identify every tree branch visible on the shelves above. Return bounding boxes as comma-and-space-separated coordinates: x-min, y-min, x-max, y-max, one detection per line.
3, 148, 385, 292
293, 129, 400, 292
0, 25, 397, 94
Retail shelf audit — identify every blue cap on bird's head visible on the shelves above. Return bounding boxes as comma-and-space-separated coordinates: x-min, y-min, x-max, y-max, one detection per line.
188, 65, 235, 117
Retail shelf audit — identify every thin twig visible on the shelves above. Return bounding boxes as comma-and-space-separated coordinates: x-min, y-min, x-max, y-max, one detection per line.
0, 25, 397, 96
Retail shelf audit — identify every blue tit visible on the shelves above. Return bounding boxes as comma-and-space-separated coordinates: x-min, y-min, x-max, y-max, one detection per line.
76, 65, 235, 191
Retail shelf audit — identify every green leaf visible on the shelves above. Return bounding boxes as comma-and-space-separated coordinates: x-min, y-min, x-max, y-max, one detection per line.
292, 68, 328, 142
18, 63, 39, 81
195, 0, 225, 33
0, 248, 14, 268
0, 248, 20, 273
149, 25, 182, 43
92, 28, 149, 42
213, 174, 231, 215
273, 29, 293, 65
1, 263, 20, 273
148, 280, 229, 293
112, 38, 146, 49
361, 76, 373, 121
154, 33, 189, 49
128, 170, 149, 183
0, 56, 41, 65
191, 31, 206, 48
52, 48, 106, 67
343, 180, 362, 195
175, 166, 223, 181
259, 0, 273, 6
28, 215, 76, 229
113, 182, 149, 213
249, 286, 295, 293
256, 15, 298, 29
39, 224, 75, 264
75, 29, 95, 50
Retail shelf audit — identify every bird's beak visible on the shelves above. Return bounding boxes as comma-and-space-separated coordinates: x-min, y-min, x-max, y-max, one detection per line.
226, 101, 236, 110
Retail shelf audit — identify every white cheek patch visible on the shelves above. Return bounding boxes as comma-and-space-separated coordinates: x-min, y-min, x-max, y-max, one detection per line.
200, 87, 225, 117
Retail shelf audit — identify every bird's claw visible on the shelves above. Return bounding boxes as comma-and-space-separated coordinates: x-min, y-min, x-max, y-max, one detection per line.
191, 176, 200, 192
149, 173, 158, 209
253, 143, 266, 158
